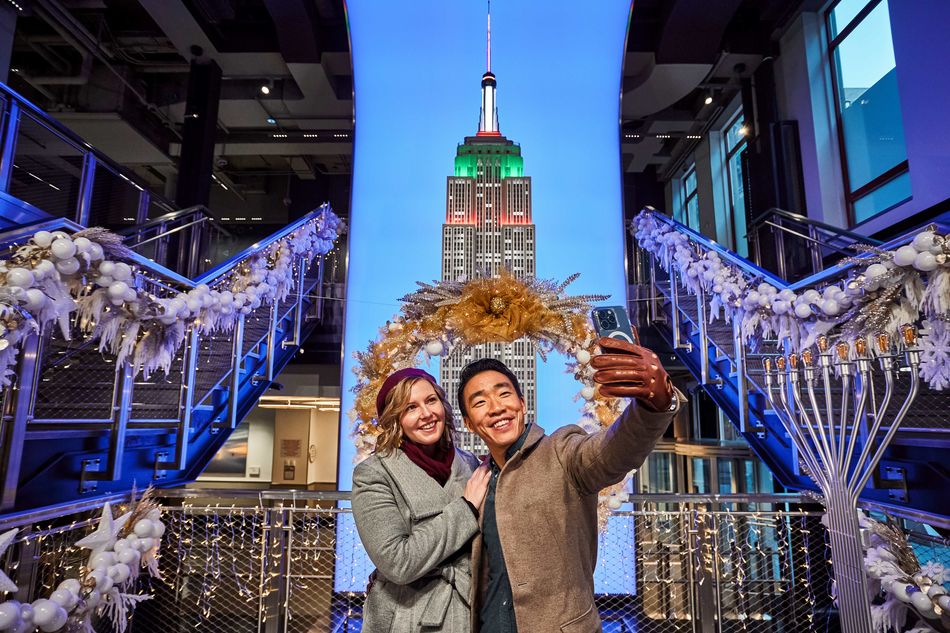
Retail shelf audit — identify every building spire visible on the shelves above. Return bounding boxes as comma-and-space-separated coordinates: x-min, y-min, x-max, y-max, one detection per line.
487, 0, 491, 72
477, 0, 500, 136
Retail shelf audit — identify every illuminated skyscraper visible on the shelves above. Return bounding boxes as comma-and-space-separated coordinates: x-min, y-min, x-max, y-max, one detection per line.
441, 9, 536, 453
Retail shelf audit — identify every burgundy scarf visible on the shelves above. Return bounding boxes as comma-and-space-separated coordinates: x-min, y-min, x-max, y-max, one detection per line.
401, 440, 455, 487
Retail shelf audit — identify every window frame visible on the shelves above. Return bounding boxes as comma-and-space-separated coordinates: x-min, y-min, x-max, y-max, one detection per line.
825, 0, 910, 225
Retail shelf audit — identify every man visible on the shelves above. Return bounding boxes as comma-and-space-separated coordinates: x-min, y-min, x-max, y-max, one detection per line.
459, 337, 683, 633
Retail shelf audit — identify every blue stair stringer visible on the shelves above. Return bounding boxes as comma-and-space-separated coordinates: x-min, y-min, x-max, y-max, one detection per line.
642, 214, 950, 528
0, 207, 338, 516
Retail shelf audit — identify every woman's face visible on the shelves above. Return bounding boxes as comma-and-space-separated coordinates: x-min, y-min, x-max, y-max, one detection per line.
399, 380, 445, 446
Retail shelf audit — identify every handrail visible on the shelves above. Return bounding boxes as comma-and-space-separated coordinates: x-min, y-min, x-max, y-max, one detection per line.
645, 207, 786, 285
0, 490, 809, 531
194, 204, 332, 285
759, 219, 859, 256
645, 207, 950, 291
0, 216, 195, 287
789, 219, 950, 290
0, 216, 84, 251
117, 205, 235, 241
749, 207, 884, 246
1, 205, 336, 287
125, 216, 211, 246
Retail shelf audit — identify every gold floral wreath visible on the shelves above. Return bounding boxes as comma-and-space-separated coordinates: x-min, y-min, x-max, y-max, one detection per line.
350, 272, 637, 526
351, 271, 633, 476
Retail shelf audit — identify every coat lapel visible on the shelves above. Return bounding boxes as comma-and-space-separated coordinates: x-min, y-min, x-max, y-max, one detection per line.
379, 449, 470, 520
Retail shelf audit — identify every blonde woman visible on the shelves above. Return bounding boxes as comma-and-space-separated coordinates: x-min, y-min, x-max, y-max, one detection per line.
353, 368, 490, 632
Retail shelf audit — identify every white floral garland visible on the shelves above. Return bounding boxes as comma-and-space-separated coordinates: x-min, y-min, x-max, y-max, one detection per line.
855, 510, 950, 633
631, 210, 950, 390
0, 497, 165, 633
0, 206, 343, 384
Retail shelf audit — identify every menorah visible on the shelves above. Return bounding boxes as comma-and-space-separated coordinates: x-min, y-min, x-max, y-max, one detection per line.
762, 326, 921, 633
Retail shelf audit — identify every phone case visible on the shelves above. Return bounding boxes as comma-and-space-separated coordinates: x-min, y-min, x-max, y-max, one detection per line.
591, 306, 639, 345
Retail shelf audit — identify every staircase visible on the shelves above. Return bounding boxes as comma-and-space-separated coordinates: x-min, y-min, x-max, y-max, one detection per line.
636, 210, 950, 528
0, 81, 344, 516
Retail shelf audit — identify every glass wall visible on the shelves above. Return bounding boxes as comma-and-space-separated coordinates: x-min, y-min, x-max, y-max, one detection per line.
827, 0, 910, 224
723, 113, 749, 256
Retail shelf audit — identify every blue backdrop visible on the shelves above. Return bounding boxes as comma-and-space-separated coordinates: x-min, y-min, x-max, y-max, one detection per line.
337, 0, 634, 596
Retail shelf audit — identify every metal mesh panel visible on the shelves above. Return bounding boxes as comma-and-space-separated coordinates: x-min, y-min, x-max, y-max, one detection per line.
277, 294, 297, 324
910, 535, 950, 577
0, 495, 852, 633
8, 112, 84, 218
33, 327, 117, 421
194, 329, 237, 407
242, 306, 272, 358
285, 506, 348, 633
127, 498, 834, 633
133, 507, 269, 632
130, 352, 185, 421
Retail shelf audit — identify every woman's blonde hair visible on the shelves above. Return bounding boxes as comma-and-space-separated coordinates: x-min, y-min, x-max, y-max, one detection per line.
375, 377, 456, 455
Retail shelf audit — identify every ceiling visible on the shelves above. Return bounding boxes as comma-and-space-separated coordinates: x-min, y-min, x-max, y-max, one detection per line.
6, 0, 820, 215
8, 0, 353, 212
620, 0, 815, 182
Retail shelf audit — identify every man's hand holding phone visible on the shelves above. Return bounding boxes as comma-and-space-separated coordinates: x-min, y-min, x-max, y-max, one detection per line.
590, 307, 674, 412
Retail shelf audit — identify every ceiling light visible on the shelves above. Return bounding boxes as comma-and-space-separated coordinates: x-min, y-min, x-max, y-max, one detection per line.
266, 117, 277, 125
260, 84, 271, 95
704, 95, 713, 105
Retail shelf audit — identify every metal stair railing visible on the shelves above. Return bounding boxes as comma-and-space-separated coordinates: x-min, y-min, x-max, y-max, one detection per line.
0, 205, 336, 513
747, 207, 883, 280
634, 209, 950, 528
0, 81, 178, 231
118, 205, 240, 278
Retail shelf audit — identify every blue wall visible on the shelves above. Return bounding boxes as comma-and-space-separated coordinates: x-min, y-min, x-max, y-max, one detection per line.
338, 0, 630, 487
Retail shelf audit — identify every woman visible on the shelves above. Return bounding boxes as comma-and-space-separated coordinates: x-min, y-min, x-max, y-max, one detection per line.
352, 368, 490, 632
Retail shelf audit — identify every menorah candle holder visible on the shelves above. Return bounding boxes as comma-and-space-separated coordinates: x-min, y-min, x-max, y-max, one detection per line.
761, 326, 921, 633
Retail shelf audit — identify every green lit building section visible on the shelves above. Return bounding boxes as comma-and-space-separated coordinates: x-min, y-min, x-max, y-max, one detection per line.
454, 143, 524, 178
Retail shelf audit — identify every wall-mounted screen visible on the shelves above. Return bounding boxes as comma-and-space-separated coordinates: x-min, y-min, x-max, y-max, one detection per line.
337, 0, 634, 596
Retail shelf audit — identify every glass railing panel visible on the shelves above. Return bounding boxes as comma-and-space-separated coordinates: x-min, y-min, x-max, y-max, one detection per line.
8, 111, 85, 219
88, 161, 143, 230
147, 196, 175, 220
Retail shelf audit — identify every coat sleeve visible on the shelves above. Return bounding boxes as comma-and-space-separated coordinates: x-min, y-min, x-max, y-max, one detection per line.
351, 462, 480, 585
555, 388, 684, 495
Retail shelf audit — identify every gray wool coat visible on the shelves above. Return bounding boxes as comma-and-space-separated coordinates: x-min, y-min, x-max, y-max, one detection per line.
352, 447, 481, 632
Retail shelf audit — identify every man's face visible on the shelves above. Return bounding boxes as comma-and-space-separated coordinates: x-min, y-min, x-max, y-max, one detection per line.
462, 370, 527, 454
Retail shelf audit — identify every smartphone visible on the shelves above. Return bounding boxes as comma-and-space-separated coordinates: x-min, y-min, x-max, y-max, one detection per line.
591, 306, 639, 345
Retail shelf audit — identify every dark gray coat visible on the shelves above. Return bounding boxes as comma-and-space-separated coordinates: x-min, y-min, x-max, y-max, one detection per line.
353, 447, 480, 632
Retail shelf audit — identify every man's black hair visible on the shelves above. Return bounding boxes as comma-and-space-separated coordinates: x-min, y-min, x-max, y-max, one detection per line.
456, 358, 524, 418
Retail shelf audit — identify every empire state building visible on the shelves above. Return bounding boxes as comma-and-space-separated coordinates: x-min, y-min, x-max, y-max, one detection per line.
440, 15, 536, 453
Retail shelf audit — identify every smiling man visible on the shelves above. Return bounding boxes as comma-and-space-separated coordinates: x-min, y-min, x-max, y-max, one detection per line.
459, 337, 683, 633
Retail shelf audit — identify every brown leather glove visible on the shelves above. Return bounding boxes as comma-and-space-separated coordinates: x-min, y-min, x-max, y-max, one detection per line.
591, 337, 674, 411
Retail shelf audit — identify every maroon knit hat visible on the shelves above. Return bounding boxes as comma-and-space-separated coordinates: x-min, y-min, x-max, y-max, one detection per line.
375, 368, 438, 418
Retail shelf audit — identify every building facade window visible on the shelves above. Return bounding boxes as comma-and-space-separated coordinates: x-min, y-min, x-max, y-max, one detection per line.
827, 0, 910, 224
723, 112, 749, 257
676, 166, 699, 229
